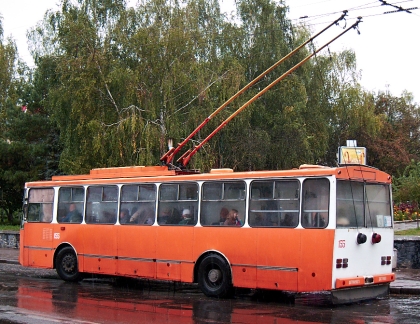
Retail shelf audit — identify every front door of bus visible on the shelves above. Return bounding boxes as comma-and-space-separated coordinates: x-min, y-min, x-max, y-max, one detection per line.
23, 188, 55, 268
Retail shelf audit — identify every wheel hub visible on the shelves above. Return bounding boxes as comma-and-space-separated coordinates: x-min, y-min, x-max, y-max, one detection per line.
208, 269, 222, 283
62, 255, 75, 273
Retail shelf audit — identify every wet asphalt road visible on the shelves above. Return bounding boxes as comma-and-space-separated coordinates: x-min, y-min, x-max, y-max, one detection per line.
0, 263, 420, 324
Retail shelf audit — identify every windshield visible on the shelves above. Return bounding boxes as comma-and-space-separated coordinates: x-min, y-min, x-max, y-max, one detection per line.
336, 181, 392, 228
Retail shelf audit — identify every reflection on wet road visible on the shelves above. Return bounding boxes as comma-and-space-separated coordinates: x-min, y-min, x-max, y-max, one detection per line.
0, 264, 419, 323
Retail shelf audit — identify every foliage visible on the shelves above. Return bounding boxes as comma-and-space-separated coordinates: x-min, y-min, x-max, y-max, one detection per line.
368, 92, 420, 176
393, 161, 420, 213
0, 0, 419, 220
27, 0, 248, 173
0, 17, 60, 223
394, 201, 419, 221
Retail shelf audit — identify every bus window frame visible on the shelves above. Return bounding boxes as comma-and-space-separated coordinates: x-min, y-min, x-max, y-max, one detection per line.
301, 178, 330, 229
365, 183, 392, 228
120, 183, 157, 226
85, 185, 119, 224
157, 182, 199, 226
200, 180, 246, 227
336, 180, 392, 228
249, 179, 300, 228
57, 186, 85, 224
26, 187, 55, 223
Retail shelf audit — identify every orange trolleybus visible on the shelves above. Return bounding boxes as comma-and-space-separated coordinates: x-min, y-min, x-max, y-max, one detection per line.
19, 14, 394, 304
20, 163, 394, 304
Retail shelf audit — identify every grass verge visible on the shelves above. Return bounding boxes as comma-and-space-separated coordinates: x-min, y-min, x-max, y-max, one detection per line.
395, 227, 420, 236
0, 225, 20, 231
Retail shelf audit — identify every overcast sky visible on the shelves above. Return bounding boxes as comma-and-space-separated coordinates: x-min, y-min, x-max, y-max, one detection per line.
1, 0, 419, 102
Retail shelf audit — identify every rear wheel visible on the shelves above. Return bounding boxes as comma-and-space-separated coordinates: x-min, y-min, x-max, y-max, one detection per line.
55, 247, 82, 282
198, 254, 232, 298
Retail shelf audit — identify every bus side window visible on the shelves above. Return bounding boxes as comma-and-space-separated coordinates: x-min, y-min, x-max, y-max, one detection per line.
158, 183, 198, 226
249, 180, 299, 228
86, 186, 118, 224
120, 184, 156, 225
301, 178, 329, 228
58, 187, 84, 224
201, 181, 245, 226
27, 188, 54, 223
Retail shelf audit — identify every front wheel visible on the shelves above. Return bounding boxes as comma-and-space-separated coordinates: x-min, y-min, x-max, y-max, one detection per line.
198, 254, 232, 298
55, 247, 82, 282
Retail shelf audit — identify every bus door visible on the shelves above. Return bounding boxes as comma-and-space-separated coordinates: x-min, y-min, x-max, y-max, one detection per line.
22, 188, 55, 268
155, 182, 198, 282
53, 186, 85, 268
298, 178, 334, 292
81, 185, 119, 275
250, 180, 300, 291
117, 184, 158, 279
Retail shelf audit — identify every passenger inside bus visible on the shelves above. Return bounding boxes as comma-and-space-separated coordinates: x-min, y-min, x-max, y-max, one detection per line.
102, 210, 116, 224
218, 207, 229, 225
119, 208, 130, 224
157, 207, 171, 224
179, 209, 194, 225
281, 213, 296, 227
129, 205, 155, 224
166, 208, 182, 224
61, 203, 82, 223
157, 207, 182, 225
224, 209, 242, 226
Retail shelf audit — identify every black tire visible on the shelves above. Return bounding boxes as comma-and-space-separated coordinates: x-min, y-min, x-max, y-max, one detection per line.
198, 254, 232, 298
55, 247, 82, 282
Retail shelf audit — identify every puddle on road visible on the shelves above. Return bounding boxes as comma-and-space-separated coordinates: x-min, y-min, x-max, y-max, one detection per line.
0, 267, 418, 323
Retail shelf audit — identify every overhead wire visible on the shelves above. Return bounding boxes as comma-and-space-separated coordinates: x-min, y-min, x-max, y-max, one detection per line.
17, 1, 418, 70
290, 0, 419, 27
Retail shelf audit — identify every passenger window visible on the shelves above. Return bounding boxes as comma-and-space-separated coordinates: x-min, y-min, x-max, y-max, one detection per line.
58, 187, 84, 224
120, 184, 156, 225
201, 181, 246, 226
27, 188, 54, 223
301, 178, 329, 228
86, 186, 118, 224
249, 180, 299, 227
336, 181, 364, 227
366, 184, 392, 228
158, 182, 198, 226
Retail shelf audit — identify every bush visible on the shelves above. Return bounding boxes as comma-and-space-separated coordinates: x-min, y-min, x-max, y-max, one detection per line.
394, 202, 419, 221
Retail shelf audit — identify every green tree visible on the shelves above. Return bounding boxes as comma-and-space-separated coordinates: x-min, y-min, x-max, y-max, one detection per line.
0, 17, 22, 223
28, 0, 246, 173
393, 160, 420, 206
0, 16, 60, 223
25, 0, 418, 177
368, 91, 420, 175
216, 0, 311, 170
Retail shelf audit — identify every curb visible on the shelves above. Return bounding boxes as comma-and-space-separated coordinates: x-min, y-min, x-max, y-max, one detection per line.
390, 287, 420, 295
0, 259, 19, 265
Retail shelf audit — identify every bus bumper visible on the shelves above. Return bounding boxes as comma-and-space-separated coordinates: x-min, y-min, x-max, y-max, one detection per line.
331, 283, 389, 304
